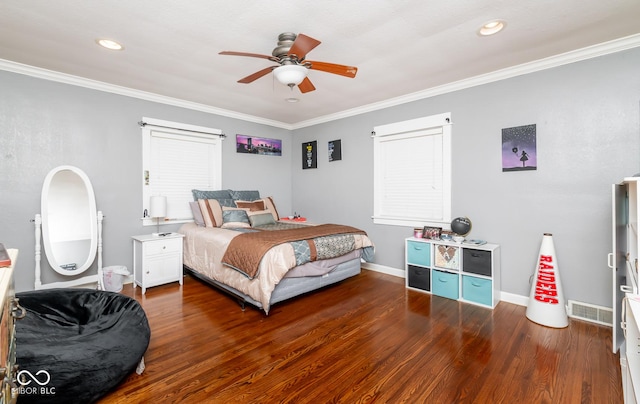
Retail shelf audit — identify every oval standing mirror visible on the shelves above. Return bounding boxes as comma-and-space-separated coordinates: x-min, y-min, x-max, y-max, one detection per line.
41, 165, 98, 275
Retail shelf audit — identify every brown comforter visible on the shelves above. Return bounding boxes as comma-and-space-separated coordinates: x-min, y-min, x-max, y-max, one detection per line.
221, 224, 366, 278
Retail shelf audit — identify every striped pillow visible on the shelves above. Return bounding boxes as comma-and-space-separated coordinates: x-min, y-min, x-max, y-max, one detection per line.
197, 199, 223, 227
260, 197, 280, 221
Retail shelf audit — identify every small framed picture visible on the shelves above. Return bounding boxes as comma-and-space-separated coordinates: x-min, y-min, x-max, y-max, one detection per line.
422, 226, 442, 240
302, 140, 317, 169
328, 139, 342, 162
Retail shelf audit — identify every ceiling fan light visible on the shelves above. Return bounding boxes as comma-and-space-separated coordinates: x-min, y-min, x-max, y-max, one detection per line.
273, 65, 308, 86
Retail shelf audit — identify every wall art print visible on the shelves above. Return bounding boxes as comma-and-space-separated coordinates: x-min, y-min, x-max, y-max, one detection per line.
502, 124, 537, 172
302, 140, 317, 169
236, 134, 282, 156
328, 139, 342, 162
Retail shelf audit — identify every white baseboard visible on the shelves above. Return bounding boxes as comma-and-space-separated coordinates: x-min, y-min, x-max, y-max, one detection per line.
363, 263, 529, 306
98, 274, 134, 289
499, 291, 529, 307
362, 262, 404, 278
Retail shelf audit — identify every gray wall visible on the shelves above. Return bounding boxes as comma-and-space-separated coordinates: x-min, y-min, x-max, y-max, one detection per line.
291, 47, 640, 307
1, 47, 638, 308
0, 71, 293, 291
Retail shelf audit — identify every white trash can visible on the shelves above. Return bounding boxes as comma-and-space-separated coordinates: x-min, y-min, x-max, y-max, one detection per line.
102, 265, 130, 292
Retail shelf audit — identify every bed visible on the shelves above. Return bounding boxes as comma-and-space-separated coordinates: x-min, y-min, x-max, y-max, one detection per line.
181, 189, 374, 314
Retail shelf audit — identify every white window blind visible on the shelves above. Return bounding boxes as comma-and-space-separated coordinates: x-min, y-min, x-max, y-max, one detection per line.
141, 118, 223, 226
373, 113, 452, 227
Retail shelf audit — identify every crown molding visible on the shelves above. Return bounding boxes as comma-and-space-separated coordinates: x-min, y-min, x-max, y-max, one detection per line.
291, 33, 640, 129
0, 59, 293, 130
1, 33, 639, 131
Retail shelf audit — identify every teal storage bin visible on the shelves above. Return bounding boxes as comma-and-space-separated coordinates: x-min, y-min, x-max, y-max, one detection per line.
407, 241, 430, 267
462, 275, 492, 306
432, 270, 459, 300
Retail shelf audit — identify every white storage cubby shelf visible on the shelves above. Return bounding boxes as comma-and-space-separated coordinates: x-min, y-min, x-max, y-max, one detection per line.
405, 237, 501, 309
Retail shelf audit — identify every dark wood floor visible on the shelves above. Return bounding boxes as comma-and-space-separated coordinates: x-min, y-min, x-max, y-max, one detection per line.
100, 270, 622, 403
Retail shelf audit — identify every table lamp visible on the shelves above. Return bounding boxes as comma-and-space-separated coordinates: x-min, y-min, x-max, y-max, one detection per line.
149, 195, 167, 236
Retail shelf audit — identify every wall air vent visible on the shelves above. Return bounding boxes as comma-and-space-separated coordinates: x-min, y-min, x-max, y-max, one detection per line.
567, 300, 613, 327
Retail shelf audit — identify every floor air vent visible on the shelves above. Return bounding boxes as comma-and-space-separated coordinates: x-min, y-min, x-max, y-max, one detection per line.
567, 300, 613, 327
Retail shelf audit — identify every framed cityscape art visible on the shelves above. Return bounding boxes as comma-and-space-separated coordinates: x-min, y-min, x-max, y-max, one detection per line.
236, 134, 282, 156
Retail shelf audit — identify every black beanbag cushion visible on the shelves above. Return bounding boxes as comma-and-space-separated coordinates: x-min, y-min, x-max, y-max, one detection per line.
15, 289, 150, 404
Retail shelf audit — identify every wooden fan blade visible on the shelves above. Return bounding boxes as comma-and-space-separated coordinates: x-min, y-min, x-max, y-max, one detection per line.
306, 61, 358, 78
219, 51, 278, 62
238, 66, 276, 84
298, 77, 316, 93
288, 34, 321, 60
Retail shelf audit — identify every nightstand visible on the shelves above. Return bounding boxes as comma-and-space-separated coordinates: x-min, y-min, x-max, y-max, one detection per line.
132, 233, 184, 294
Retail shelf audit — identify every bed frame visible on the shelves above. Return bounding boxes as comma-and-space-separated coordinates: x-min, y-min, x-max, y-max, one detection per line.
183, 257, 362, 312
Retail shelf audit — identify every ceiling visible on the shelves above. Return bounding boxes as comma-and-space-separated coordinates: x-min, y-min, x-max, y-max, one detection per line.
1, 1, 640, 129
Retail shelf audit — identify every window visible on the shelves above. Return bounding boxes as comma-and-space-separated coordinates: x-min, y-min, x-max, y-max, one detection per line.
141, 117, 223, 226
372, 112, 452, 227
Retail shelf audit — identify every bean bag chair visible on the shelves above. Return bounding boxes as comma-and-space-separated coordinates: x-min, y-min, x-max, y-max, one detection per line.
15, 289, 150, 404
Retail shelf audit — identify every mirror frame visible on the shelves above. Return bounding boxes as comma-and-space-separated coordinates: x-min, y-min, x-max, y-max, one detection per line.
41, 165, 98, 276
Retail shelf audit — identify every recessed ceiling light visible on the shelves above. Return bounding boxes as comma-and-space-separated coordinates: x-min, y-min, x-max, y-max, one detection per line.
285, 97, 300, 103
478, 20, 506, 36
96, 38, 124, 50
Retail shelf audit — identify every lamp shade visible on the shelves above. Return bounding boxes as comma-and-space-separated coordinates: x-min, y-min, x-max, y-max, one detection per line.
149, 195, 167, 218
273, 65, 308, 86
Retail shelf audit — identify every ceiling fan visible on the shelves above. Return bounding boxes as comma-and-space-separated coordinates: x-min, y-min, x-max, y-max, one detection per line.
219, 32, 358, 93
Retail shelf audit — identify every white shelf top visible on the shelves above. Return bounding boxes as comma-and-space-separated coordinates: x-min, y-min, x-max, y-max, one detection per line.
406, 236, 499, 250
132, 233, 185, 242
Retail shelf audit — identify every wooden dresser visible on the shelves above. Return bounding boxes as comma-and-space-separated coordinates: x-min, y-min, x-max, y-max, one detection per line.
0, 249, 19, 404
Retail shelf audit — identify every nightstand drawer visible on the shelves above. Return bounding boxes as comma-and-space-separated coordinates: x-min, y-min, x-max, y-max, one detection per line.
462, 275, 492, 306
407, 241, 430, 267
432, 270, 459, 300
144, 238, 182, 256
